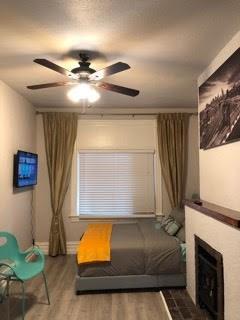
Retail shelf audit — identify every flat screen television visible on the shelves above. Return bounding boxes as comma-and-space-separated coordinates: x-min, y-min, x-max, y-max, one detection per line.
13, 150, 38, 188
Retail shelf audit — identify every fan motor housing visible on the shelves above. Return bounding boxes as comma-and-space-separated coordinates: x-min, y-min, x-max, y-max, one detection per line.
71, 61, 96, 78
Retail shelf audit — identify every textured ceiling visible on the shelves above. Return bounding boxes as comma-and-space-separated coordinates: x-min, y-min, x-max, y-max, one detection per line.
1, 0, 240, 110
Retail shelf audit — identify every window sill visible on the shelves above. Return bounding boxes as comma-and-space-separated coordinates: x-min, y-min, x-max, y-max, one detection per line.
69, 213, 155, 222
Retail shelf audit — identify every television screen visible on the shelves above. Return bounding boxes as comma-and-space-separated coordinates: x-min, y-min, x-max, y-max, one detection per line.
14, 151, 38, 188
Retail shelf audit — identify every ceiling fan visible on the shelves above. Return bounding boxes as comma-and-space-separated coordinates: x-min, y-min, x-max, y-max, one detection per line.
27, 53, 140, 99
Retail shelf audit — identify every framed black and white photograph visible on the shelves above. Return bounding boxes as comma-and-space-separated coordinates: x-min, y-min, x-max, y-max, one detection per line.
199, 48, 240, 149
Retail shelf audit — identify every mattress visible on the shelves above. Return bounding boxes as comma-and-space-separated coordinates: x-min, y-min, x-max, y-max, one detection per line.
77, 220, 183, 277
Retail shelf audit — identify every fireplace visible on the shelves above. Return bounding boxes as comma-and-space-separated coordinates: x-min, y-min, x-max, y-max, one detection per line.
195, 236, 224, 320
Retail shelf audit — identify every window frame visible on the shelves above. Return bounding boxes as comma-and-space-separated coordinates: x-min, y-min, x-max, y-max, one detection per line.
70, 148, 157, 220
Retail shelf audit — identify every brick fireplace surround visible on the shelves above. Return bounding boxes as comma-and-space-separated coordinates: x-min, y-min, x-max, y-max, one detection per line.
185, 200, 240, 320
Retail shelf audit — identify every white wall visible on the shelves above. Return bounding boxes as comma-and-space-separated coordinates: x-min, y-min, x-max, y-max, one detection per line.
185, 115, 200, 199
0, 81, 36, 250
35, 118, 161, 243
71, 119, 161, 215
198, 31, 240, 210
186, 206, 240, 320
35, 115, 199, 243
185, 30, 240, 317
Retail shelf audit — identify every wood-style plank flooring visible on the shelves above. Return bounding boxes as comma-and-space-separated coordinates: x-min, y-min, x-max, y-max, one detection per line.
0, 255, 169, 320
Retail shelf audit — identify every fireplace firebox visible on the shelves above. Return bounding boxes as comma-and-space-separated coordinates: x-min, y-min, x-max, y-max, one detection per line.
195, 236, 224, 320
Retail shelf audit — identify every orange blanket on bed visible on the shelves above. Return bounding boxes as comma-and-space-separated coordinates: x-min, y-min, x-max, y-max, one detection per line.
77, 223, 113, 264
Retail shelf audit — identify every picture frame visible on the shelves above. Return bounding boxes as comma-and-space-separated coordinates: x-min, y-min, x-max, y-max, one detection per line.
199, 48, 240, 149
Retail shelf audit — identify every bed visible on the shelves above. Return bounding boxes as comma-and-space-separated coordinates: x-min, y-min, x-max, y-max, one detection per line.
75, 218, 186, 293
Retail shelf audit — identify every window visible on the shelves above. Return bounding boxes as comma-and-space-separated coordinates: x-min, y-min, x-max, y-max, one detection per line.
77, 151, 155, 217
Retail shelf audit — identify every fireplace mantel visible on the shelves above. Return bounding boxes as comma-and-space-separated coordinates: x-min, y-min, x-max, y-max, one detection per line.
185, 199, 240, 229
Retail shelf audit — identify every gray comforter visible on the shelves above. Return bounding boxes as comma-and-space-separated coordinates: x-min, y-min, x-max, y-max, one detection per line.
78, 220, 182, 277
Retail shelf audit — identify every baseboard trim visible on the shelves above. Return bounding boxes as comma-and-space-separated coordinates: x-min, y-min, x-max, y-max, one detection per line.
35, 241, 79, 255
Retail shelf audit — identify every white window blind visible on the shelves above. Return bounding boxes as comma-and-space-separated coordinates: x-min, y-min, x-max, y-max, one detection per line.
77, 152, 155, 216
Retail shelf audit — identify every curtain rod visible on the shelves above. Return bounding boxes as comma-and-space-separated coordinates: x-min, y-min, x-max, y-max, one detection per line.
36, 111, 198, 116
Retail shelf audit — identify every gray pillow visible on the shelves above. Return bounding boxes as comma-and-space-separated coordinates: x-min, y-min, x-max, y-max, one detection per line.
163, 217, 181, 236
176, 226, 185, 243
170, 207, 185, 225
161, 215, 174, 227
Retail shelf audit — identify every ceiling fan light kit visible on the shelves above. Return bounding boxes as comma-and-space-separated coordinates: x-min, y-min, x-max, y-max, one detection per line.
27, 53, 139, 104
67, 83, 100, 103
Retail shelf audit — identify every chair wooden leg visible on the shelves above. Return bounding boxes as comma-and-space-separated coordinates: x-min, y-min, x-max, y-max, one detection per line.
21, 281, 25, 320
42, 271, 50, 305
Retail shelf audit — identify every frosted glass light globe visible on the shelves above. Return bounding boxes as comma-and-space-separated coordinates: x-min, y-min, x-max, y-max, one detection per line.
67, 83, 100, 103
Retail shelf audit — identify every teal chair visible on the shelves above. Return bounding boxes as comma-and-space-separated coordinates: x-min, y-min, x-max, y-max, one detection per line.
0, 232, 50, 319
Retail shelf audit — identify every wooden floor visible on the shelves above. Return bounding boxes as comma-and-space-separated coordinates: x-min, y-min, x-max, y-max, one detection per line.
0, 255, 169, 320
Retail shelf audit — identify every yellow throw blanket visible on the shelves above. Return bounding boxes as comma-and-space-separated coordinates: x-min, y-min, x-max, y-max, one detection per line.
77, 223, 112, 264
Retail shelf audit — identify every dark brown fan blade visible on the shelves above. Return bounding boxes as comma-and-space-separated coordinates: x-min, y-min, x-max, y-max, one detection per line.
89, 62, 130, 81
27, 81, 77, 90
94, 81, 139, 97
34, 59, 79, 80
